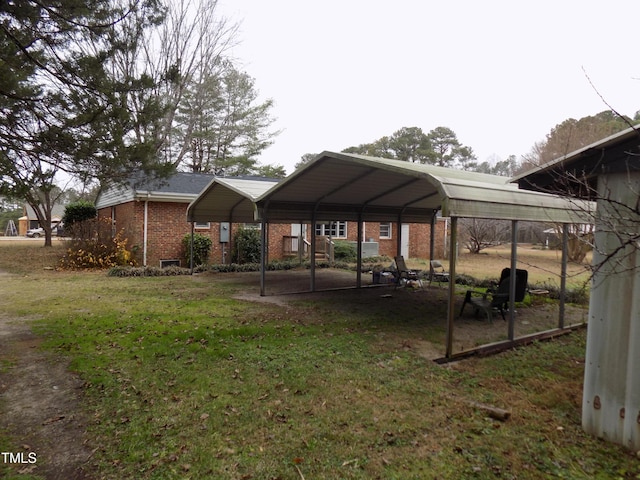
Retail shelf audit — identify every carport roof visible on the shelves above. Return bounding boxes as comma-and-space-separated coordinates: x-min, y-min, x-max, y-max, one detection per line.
255, 151, 593, 224
187, 177, 280, 223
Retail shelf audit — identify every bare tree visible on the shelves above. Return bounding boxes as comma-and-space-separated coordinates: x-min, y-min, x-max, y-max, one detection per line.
459, 218, 510, 254
134, 0, 240, 167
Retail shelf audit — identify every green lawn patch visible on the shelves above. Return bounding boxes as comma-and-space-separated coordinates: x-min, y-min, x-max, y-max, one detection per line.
0, 245, 636, 478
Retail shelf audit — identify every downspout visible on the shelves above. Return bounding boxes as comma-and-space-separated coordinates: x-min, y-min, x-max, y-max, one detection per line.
143, 194, 149, 267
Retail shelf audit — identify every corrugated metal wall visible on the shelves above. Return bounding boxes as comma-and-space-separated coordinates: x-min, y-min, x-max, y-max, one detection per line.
582, 172, 640, 450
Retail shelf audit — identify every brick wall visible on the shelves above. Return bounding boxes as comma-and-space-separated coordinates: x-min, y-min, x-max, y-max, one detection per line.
377, 220, 447, 259
99, 202, 450, 266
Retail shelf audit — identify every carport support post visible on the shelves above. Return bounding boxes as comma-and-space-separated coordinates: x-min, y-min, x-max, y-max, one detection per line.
260, 217, 267, 296
310, 213, 316, 292
429, 213, 436, 262
356, 215, 363, 288
190, 222, 195, 274
445, 217, 458, 358
508, 220, 518, 341
559, 224, 569, 328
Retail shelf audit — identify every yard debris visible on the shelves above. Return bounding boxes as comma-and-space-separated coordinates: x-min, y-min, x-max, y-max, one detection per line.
41, 414, 65, 425
467, 401, 511, 421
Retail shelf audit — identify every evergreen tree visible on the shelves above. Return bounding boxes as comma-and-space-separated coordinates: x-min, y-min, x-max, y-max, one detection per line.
0, 0, 168, 245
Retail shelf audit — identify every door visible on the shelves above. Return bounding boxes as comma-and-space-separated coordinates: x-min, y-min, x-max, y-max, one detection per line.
401, 224, 410, 258
290, 223, 306, 254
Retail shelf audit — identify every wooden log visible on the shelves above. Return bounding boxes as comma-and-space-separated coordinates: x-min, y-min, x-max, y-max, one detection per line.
468, 401, 511, 421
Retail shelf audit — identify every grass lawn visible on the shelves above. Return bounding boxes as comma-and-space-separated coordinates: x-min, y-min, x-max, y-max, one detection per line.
410, 243, 592, 290
0, 242, 637, 479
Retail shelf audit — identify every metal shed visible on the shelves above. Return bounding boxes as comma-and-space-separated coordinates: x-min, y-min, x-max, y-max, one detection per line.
514, 125, 640, 450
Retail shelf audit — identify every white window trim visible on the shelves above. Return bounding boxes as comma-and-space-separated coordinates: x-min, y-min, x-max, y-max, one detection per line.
315, 221, 347, 239
379, 222, 392, 239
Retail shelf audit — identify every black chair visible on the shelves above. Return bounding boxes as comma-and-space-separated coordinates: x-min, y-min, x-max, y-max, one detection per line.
393, 256, 422, 288
459, 268, 528, 322
429, 260, 450, 286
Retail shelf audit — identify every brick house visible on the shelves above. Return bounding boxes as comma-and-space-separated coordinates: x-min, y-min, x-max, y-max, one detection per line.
96, 172, 446, 267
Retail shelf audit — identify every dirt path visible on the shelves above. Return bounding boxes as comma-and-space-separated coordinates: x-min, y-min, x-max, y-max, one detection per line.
0, 310, 94, 479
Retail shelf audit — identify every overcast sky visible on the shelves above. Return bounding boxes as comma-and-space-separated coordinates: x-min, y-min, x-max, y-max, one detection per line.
218, 0, 640, 174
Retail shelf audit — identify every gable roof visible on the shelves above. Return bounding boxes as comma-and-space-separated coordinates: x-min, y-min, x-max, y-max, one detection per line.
254, 151, 593, 224
187, 177, 280, 223
24, 203, 66, 220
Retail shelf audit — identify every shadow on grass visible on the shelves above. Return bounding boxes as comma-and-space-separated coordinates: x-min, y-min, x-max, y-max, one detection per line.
208, 269, 589, 360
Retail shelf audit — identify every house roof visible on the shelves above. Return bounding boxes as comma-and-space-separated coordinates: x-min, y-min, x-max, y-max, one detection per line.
24, 203, 66, 221
96, 172, 216, 209
513, 124, 640, 198
254, 151, 593, 224
187, 177, 280, 223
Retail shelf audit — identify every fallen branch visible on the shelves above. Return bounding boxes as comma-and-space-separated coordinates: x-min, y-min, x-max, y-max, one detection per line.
468, 401, 511, 421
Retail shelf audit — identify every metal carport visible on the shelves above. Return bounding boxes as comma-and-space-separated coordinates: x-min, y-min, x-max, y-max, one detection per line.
188, 151, 594, 358
256, 152, 594, 358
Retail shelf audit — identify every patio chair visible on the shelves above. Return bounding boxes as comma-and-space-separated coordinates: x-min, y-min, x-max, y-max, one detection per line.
393, 255, 422, 288
459, 268, 528, 323
429, 260, 450, 286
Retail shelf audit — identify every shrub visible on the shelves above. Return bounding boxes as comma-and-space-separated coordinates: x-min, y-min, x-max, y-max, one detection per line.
333, 241, 357, 262
62, 201, 97, 227
108, 265, 193, 277
60, 217, 135, 269
232, 228, 261, 264
182, 233, 213, 267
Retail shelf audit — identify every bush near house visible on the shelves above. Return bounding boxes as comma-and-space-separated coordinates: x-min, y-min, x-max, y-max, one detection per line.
182, 233, 213, 267
333, 240, 357, 262
232, 227, 261, 264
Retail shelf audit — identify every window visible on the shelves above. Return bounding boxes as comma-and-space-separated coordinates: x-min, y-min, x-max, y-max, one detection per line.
315, 221, 346, 238
379, 222, 392, 239
160, 259, 180, 268
194, 222, 210, 229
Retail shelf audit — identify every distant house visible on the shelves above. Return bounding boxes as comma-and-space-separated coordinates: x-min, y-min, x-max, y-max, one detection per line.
96, 172, 446, 268
19, 203, 66, 236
